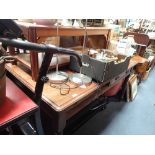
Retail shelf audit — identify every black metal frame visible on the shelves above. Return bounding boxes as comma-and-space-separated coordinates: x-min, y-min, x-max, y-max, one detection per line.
0, 107, 38, 132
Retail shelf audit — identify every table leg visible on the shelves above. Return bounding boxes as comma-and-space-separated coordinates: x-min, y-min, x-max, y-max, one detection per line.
28, 27, 39, 81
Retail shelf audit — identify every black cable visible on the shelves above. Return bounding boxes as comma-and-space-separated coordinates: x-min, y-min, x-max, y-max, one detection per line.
50, 80, 79, 95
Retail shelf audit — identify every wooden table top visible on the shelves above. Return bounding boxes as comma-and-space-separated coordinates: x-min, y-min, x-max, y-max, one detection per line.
16, 21, 111, 37
5, 55, 143, 112
6, 63, 98, 112
128, 55, 148, 69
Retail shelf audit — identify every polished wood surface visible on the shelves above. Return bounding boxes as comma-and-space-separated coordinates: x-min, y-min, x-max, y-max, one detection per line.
130, 55, 148, 64
6, 55, 142, 110
6, 56, 140, 111
15, 55, 31, 69
128, 55, 148, 69
6, 63, 98, 112
14, 21, 111, 81
16, 21, 111, 39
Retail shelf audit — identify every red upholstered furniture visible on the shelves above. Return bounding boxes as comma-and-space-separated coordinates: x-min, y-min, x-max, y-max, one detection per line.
104, 79, 125, 97
0, 78, 38, 133
91, 79, 125, 111
100, 78, 125, 109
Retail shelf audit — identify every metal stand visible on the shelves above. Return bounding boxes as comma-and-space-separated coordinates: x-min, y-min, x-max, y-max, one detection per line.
47, 55, 68, 84
69, 19, 92, 85
69, 72, 92, 86
47, 20, 69, 84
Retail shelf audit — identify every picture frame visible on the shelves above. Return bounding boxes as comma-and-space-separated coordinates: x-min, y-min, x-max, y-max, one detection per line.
127, 74, 138, 101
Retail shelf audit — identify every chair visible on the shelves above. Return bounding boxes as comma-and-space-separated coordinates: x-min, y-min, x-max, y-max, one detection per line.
123, 32, 150, 57
104, 79, 125, 108
91, 79, 125, 111
0, 19, 83, 135
0, 77, 40, 134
